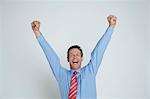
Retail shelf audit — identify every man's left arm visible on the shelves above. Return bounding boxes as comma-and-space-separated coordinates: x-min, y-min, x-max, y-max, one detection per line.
83, 15, 117, 75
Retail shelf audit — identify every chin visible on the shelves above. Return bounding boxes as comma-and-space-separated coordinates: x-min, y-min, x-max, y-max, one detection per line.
72, 68, 79, 71
70, 63, 81, 70
73, 66, 81, 70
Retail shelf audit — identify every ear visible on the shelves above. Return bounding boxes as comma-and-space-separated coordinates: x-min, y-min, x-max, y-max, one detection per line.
67, 56, 69, 62
81, 57, 83, 61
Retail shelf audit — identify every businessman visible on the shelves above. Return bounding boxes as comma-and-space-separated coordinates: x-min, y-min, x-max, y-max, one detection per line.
31, 15, 117, 99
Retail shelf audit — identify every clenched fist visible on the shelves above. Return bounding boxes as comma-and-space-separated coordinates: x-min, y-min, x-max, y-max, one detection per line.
31, 20, 41, 37
107, 15, 117, 28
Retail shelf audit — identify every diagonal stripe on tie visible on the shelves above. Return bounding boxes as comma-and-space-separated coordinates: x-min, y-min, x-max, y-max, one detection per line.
70, 81, 77, 89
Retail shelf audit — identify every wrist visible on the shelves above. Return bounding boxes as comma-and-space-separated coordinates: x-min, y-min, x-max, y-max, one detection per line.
34, 31, 42, 37
109, 25, 115, 29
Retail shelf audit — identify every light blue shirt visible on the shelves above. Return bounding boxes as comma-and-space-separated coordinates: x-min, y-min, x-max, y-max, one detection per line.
37, 27, 113, 99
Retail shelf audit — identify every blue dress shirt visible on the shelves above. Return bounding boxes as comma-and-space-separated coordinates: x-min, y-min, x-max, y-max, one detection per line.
37, 27, 113, 99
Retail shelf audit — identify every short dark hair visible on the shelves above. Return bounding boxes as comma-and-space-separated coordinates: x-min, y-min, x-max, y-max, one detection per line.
67, 45, 83, 62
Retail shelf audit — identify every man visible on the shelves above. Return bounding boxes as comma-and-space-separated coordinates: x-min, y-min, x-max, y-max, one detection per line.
31, 15, 117, 99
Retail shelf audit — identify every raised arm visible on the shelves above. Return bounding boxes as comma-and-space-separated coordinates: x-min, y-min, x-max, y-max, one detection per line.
31, 21, 64, 81
83, 15, 117, 75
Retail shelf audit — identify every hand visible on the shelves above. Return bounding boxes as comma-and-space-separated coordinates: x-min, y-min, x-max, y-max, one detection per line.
31, 20, 41, 37
107, 15, 117, 28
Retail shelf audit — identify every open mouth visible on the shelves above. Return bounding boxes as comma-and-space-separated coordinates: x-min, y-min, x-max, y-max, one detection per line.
73, 61, 78, 64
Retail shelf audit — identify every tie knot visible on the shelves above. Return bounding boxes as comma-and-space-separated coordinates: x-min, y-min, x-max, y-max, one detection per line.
73, 71, 77, 75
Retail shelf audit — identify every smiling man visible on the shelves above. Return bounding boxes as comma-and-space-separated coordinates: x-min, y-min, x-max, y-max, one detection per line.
31, 15, 117, 99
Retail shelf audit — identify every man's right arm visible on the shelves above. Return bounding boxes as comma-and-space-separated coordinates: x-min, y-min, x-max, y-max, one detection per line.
31, 21, 64, 81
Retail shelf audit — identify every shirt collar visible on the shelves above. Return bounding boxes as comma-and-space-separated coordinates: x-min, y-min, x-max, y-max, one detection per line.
70, 68, 81, 75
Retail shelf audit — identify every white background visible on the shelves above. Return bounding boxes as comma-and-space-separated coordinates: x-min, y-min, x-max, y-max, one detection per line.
148, 0, 150, 98
0, 0, 150, 99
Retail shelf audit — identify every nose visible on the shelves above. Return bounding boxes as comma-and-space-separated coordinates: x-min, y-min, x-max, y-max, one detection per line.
73, 55, 77, 59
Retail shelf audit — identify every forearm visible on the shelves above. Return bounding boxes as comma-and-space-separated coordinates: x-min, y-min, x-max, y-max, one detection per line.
92, 26, 113, 61
89, 26, 113, 74
37, 35, 62, 80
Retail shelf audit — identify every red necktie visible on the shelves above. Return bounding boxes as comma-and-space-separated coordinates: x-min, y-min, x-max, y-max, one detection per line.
68, 71, 78, 99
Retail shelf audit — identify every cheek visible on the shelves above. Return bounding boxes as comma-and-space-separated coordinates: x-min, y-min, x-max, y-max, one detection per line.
68, 57, 73, 62
78, 57, 83, 61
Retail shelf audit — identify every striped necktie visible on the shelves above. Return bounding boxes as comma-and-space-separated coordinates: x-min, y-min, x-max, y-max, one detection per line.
68, 71, 78, 99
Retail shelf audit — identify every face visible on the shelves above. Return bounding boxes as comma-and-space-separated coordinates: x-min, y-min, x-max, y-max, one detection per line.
68, 48, 83, 70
